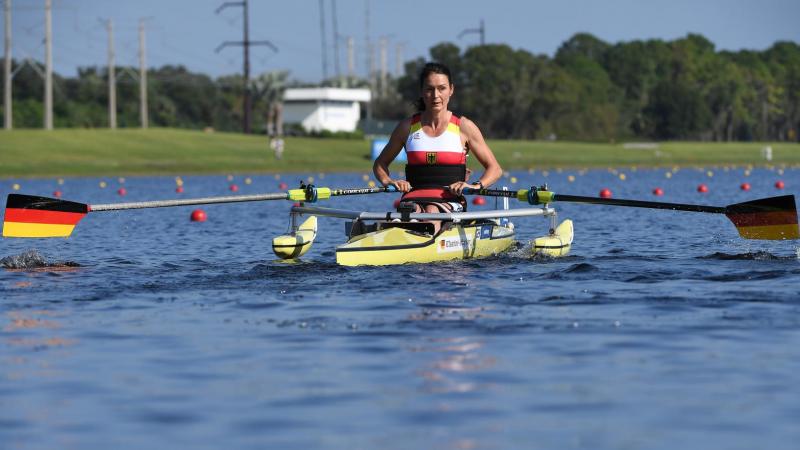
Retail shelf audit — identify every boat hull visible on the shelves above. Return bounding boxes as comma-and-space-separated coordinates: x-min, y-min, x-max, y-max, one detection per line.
336, 221, 515, 266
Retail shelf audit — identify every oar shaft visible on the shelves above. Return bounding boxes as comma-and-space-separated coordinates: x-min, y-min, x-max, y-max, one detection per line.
90, 193, 288, 211
89, 186, 396, 212
552, 194, 727, 214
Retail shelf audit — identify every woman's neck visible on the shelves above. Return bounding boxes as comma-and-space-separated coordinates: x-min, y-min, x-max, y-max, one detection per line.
422, 109, 450, 127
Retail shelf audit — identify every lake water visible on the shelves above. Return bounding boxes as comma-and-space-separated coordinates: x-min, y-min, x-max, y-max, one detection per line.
2, 167, 799, 449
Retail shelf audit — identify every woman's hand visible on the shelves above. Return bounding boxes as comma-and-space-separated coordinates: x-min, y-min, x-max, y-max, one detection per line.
448, 181, 481, 196
386, 179, 412, 193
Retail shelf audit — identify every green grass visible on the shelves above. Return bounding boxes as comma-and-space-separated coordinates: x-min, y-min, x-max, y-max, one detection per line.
1, 128, 799, 178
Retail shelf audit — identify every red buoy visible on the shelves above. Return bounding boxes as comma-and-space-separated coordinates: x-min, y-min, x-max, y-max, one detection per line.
292, 202, 302, 207
229, 184, 239, 192
190, 209, 207, 222
117, 187, 127, 196
599, 188, 612, 198
176, 186, 184, 193
740, 182, 751, 191
472, 196, 486, 205
652, 187, 664, 196
279, 182, 288, 190
53, 190, 62, 198
775, 180, 785, 190
697, 184, 708, 193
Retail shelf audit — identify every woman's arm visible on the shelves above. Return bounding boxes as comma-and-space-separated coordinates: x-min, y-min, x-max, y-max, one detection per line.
373, 118, 412, 192
449, 116, 502, 195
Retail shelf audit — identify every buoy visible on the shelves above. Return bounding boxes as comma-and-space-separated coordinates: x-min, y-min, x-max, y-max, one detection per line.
278, 182, 288, 190
472, 196, 486, 205
619, 173, 626, 181
599, 188, 612, 198
665, 172, 672, 179
775, 180, 785, 189
697, 184, 708, 193
53, 190, 62, 198
567, 175, 575, 182
393, 198, 401, 208
176, 186, 184, 193
367, 180, 376, 188
510, 176, 517, 184
740, 182, 751, 191
12, 183, 20, 191
229, 184, 239, 192
99, 181, 107, 188
118, 177, 126, 184
244, 177, 252, 185
226, 175, 234, 182
652, 187, 664, 196
292, 202, 302, 207
117, 187, 127, 196
57, 178, 64, 185
190, 209, 207, 222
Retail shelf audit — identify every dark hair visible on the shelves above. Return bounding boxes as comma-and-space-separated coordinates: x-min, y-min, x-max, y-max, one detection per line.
414, 62, 452, 112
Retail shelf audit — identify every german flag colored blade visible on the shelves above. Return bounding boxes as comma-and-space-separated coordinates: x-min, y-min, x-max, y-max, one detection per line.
3, 194, 89, 238
725, 195, 799, 240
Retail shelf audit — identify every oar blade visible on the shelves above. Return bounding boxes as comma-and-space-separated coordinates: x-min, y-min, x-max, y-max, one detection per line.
725, 195, 799, 240
3, 194, 89, 238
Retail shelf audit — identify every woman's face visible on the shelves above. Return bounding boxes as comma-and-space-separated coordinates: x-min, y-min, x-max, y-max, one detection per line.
421, 73, 453, 113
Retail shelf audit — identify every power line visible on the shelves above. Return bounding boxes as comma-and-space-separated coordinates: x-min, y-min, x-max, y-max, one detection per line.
215, 0, 277, 134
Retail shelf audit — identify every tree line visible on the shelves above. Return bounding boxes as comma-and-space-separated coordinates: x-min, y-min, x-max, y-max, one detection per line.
2, 33, 799, 142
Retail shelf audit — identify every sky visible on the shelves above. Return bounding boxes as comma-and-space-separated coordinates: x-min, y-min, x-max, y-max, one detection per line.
4, 0, 800, 83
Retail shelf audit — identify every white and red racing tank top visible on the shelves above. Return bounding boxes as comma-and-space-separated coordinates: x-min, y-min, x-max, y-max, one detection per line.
402, 113, 467, 202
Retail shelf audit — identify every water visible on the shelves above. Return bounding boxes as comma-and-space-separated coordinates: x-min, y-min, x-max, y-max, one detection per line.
2, 168, 799, 449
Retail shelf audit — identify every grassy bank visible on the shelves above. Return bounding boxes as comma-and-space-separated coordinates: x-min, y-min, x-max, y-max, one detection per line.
1, 128, 799, 178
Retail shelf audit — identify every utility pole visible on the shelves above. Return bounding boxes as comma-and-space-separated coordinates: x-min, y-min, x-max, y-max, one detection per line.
331, 0, 340, 79
139, 19, 148, 129
216, 0, 277, 134
458, 19, 485, 46
106, 19, 116, 129
395, 43, 404, 77
4, 0, 11, 130
44, 0, 53, 130
346, 36, 354, 79
318, 0, 328, 80
379, 36, 387, 97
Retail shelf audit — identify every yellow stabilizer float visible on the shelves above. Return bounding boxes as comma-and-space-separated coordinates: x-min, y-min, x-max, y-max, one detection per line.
532, 219, 573, 257
272, 216, 317, 259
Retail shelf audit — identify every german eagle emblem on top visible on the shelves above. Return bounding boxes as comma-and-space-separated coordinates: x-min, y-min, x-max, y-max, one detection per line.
426, 152, 437, 164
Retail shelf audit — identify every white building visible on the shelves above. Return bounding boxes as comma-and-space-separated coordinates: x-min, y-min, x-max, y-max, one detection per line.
282, 88, 371, 133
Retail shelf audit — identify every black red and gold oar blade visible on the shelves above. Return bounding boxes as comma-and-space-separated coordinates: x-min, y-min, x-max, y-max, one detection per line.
724, 195, 799, 240
3, 194, 89, 238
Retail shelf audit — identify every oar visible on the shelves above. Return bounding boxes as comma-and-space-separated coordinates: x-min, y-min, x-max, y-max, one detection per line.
464, 187, 799, 240
3, 185, 396, 238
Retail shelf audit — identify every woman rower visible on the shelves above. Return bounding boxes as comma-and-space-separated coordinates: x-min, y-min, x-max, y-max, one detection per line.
373, 62, 502, 232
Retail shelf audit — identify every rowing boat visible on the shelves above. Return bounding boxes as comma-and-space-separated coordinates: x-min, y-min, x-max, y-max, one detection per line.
271, 204, 574, 266
4, 183, 795, 266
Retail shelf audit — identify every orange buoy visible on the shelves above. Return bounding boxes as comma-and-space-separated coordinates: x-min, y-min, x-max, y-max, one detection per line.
229, 184, 239, 192
117, 187, 127, 196
697, 184, 708, 193
176, 186, 184, 193
599, 188, 612, 198
472, 196, 486, 205
53, 190, 62, 198
190, 209, 207, 222
279, 182, 288, 190
775, 180, 785, 189
652, 187, 664, 196
740, 182, 751, 191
